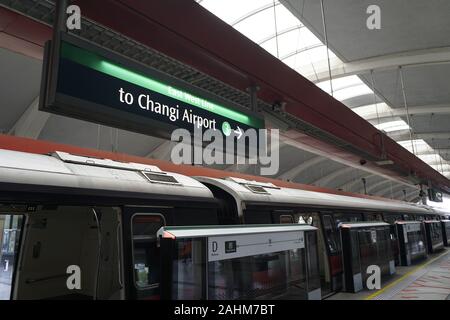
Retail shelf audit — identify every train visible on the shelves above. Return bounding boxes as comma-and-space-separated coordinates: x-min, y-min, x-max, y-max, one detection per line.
0, 147, 448, 300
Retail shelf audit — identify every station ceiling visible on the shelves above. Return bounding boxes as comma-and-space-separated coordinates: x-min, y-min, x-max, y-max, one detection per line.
0, 0, 449, 203
197, 0, 450, 200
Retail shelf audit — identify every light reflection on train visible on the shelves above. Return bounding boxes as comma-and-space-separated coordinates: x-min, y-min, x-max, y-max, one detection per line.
0, 149, 448, 299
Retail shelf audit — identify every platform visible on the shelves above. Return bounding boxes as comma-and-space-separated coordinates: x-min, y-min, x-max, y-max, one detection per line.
328, 248, 450, 300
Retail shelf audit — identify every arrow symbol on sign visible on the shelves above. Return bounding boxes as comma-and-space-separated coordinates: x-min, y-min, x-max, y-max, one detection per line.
234, 126, 243, 139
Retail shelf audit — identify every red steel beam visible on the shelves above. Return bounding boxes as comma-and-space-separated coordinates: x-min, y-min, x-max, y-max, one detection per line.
73, 0, 449, 191
0, 7, 50, 59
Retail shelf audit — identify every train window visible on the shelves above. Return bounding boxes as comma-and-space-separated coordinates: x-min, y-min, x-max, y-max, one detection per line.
132, 214, 165, 289
334, 213, 362, 225
365, 213, 383, 221
280, 215, 294, 224
403, 214, 414, 221
384, 214, 402, 225
429, 223, 442, 243
296, 214, 313, 225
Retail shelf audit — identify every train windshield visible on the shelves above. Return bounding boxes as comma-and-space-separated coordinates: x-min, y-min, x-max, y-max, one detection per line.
13, 206, 123, 300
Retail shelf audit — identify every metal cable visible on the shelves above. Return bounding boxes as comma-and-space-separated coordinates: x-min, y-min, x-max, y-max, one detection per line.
91, 208, 102, 300
273, 0, 280, 59
370, 70, 381, 125
399, 66, 416, 155
320, 0, 333, 96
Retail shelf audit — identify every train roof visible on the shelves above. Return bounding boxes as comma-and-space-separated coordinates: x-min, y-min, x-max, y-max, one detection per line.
428, 207, 450, 217
0, 149, 214, 201
195, 176, 434, 215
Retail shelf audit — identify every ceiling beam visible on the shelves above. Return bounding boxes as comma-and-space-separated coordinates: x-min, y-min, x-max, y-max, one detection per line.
145, 141, 173, 160
408, 196, 421, 203
362, 104, 450, 121
366, 179, 393, 195
377, 184, 409, 198
225, 163, 252, 172
414, 149, 450, 156
392, 187, 420, 201
389, 131, 450, 141
8, 96, 50, 139
310, 46, 450, 83
406, 191, 421, 202
338, 174, 375, 192
311, 166, 354, 187
277, 156, 327, 181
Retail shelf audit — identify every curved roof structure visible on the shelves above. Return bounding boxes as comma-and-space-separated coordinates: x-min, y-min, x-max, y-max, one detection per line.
197, 0, 450, 201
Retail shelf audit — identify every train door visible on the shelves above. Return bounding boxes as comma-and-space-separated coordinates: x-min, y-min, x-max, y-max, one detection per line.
318, 214, 342, 295
295, 212, 336, 296
0, 213, 24, 300
122, 207, 169, 300
13, 205, 123, 300
383, 214, 402, 265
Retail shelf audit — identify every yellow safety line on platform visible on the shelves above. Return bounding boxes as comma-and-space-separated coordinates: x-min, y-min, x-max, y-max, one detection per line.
365, 249, 449, 300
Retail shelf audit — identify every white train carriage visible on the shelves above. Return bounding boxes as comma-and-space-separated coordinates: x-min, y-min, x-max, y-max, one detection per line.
0, 149, 219, 300
0, 148, 445, 299
195, 176, 436, 295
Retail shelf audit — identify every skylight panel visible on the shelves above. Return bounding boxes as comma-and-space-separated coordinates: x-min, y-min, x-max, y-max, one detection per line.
398, 139, 432, 154
375, 120, 410, 133
198, 0, 274, 25
316, 76, 373, 101
198, 0, 446, 174
353, 103, 391, 118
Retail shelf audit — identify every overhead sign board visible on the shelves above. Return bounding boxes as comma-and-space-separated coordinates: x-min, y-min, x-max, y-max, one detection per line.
40, 33, 264, 145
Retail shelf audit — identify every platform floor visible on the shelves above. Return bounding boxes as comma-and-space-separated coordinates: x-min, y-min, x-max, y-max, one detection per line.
328, 248, 450, 300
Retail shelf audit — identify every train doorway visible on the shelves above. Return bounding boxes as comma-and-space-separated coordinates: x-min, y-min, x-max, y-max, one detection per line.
12, 205, 123, 300
0, 214, 23, 299
297, 212, 333, 296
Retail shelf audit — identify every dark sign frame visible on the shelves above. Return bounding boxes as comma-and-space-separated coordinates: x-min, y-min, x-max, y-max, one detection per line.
40, 32, 264, 143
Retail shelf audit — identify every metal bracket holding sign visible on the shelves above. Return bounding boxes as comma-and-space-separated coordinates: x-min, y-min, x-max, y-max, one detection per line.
39, 33, 265, 154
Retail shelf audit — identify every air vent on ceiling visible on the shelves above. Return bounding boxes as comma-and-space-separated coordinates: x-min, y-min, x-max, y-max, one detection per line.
141, 172, 180, 185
